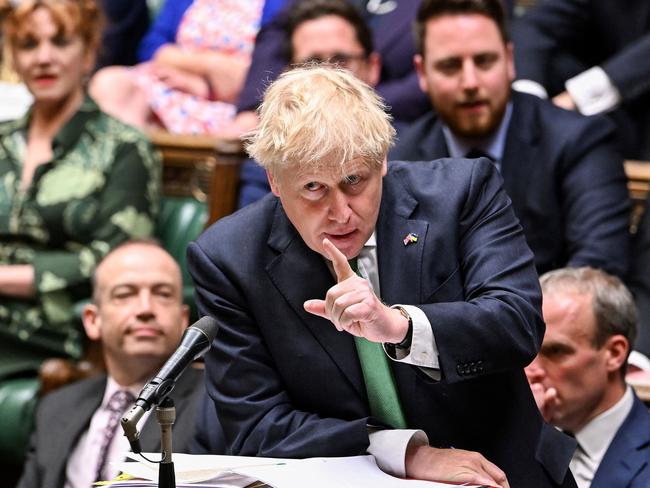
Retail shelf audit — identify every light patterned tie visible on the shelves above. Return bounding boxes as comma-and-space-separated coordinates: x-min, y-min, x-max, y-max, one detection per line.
349, 258, 407, 428
95, 390, 135, 482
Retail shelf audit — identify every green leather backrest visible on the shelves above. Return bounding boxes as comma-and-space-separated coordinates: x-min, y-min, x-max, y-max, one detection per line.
0, 377, 40, 466
155, 196, 208, 318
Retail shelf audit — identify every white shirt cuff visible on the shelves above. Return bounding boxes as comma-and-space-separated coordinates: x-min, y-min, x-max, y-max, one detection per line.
512, 79, 548, 99
367, 429, 428, 477
565, 66, 622, 115
384, 305, 440, 380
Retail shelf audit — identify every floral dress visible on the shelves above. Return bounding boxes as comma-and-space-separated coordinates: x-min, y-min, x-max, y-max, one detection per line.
134, 0, 264, 134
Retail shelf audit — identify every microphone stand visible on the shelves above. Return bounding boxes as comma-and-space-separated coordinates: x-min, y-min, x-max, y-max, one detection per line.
156, 397, 176, 488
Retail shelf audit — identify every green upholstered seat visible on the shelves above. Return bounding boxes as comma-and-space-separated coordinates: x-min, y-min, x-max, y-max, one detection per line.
156, 196, 208, 318
0, 377, 39, 466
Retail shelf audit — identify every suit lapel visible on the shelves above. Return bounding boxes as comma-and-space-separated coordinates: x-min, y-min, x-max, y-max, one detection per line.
592, 395, 650, 487
52, 376, 106, 486
265, 203, 365, 400
376, 176, 428, 305
499, 94, 539, 214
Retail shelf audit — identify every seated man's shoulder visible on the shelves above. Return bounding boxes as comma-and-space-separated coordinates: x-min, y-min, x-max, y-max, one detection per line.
388, 157, 497, 183
520, 91, 616, 140
390, 111, 438, 160
37, 374, 105, 415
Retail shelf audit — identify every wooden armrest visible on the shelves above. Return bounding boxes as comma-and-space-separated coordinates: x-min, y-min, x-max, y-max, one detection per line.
625, 160, 650, 203
624, 160, 650, 234
38, 341, 105, 397
147, 130, 246, 225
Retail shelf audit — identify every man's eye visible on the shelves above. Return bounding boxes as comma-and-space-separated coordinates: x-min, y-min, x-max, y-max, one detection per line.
474, 53, 497, 70
542, 344, 571, 359
435, 59, 461, 75
304, 182, 323, 191
345, 175, 361, 185
113, 292, 133, 300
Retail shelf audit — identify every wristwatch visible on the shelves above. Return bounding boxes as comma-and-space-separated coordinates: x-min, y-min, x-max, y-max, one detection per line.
389, 306, 413, 349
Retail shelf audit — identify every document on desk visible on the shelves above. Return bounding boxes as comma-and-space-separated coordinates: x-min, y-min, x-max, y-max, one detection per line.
110, 453, 487, 488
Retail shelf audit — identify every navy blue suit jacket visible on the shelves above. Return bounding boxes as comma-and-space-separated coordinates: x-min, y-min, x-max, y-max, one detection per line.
591, 393, 650, 488
188, 159, 576, 487
511, 0, 650, 159
390, 92, 631, 278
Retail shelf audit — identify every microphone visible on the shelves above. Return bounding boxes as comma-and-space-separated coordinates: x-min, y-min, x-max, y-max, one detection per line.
121, 316, 218, 452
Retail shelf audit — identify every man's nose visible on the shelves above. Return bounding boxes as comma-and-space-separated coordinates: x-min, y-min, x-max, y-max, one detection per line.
525, 358, 546, 382
460, 60, 479, 91
328, 190, 352, 223
135, 290, 155, 318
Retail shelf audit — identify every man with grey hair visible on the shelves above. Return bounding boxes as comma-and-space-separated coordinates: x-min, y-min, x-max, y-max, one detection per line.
188, 65, 575, 487
526, 267, 650, 487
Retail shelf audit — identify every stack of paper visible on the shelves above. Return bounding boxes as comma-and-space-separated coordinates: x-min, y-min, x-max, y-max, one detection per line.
107, 454, 489, 488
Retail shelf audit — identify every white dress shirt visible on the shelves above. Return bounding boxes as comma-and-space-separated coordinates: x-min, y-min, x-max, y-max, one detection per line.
64, 377, 148, 488
569, 386, 634, 488
513, 67, 622, 116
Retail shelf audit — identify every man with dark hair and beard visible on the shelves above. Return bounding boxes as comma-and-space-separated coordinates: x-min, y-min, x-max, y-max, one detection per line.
391, 0, 631, 280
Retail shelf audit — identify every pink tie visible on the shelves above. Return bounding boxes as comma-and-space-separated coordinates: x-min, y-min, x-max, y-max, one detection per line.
95, 390, 135, 482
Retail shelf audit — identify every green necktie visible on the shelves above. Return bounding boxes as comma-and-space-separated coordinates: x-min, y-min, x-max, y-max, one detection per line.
349, 258, 407, 428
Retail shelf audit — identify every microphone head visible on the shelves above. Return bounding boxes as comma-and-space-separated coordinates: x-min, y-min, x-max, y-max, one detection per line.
190, 316, 219, 342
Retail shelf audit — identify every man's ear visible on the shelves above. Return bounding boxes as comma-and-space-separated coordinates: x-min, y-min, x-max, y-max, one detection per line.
81, 303, 102, 341
604, 334, 630, 373
506, 42, 516, 82
414, 54, 429, 94
181, 304, 190, 329
366, 52, 381, 87
267, 170, 281, 197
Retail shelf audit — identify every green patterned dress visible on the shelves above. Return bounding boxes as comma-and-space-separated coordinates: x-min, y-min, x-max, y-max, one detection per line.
0, 96, 161, 373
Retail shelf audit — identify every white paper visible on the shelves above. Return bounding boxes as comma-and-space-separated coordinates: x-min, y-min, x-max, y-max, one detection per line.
232, 456, 485, 488
110, 453, 487, 488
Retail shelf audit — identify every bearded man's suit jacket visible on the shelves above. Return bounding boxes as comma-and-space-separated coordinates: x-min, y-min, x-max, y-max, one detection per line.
390, 91, 631, 279
17, 367, 203, 488
188, 159, 577, 487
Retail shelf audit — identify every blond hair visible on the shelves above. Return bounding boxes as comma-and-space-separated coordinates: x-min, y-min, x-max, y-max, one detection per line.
245, 65, 395, 174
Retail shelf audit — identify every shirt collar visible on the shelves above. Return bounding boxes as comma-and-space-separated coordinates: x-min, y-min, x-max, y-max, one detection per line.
574, 386, 634, 460
364, 231, 377, 250
442, 101, 513, 163
1, 93, 100, 156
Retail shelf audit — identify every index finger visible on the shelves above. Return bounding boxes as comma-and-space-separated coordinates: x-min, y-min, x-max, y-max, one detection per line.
322, 238, 355, 282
